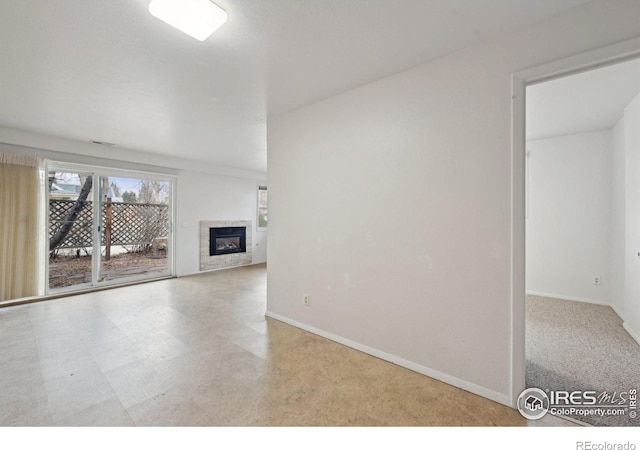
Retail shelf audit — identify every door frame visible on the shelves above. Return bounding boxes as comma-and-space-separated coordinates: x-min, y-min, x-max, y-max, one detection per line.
510, 36, 640, 407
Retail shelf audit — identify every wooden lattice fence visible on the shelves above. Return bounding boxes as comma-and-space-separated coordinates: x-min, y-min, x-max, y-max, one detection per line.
49, 199, 168, 249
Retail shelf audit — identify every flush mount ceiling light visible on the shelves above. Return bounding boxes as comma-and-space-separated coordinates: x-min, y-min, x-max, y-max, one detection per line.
148, 0, 227, 41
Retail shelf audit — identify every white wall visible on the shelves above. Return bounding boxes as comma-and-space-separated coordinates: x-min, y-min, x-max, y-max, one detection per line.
525, 131, 612, 305
267, 2, 640, 405
624, 92, 640, 343
611, 118, 626, 317
176, 171, 266, 276
0, 128, 267, 281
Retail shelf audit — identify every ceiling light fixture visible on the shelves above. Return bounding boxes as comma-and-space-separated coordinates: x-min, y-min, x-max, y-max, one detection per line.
148, 0, 227, 41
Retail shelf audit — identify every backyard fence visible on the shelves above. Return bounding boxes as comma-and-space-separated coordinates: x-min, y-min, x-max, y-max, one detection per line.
49, 199, 169, 250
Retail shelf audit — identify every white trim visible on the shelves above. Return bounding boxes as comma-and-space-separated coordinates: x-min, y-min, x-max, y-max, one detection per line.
44, 160, 51, 296
515, 38, 640, 87
510, 68, 527, 409
36, 164, 47, 297
265, 311, 512, 408
169, 176, 177, 279
525, 291, 610, 307
511, 37, 640, 409
177, 260, 264, 278
610, 303, 625, 321
92, 174, 101, 286
623, 322, 640, 346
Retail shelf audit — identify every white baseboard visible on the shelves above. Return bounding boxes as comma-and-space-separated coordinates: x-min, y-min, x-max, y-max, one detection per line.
526, 291, 609, 306
610, 303, 625, 322
623, 322, 640, 346
265, 310, 512, 408
178, 260, 266, 278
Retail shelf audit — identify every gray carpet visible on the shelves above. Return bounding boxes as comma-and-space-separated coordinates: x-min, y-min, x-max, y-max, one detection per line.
526, 295, 640, 426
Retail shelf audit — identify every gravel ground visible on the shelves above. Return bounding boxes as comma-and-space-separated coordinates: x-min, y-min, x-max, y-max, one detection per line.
49, 250, 167, 288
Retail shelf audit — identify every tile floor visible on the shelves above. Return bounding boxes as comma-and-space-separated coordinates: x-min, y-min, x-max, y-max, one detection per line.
0, 264, 574, 426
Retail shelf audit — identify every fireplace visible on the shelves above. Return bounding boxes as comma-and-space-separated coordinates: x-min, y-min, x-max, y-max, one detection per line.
200, 220, 252, 271
209, 226, 246, 256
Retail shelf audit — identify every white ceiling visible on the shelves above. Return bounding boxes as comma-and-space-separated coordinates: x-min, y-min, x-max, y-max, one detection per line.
527, 58, 640, 140
0, 0, 594, 173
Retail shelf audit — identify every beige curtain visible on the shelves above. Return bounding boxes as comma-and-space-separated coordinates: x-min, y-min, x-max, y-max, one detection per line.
0, 152, 44, 301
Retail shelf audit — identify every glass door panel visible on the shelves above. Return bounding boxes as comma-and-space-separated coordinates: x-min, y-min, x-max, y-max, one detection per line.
48, 171, 94, 290
98, 176, 170, 284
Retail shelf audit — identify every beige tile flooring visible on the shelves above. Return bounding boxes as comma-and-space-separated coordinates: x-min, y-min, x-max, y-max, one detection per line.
0, 263, 574, 426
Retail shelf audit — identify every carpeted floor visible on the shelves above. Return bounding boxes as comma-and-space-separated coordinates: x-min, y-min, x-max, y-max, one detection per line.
526, 295, 640, 427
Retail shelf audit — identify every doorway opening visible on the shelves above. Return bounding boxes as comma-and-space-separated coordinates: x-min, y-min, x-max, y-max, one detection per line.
512, 38, 640, 426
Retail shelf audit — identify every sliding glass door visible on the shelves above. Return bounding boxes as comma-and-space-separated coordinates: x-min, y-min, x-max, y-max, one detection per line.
48, 169, 95, 290
97, 175, 171, 284
47, 163, 174, 293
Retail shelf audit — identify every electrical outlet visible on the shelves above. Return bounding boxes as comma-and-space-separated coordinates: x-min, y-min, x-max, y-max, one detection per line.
593, 276, 601, 285
303, 294, 310, 306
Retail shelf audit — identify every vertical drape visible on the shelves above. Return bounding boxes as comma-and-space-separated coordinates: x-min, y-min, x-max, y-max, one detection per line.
0, 152, 44, 301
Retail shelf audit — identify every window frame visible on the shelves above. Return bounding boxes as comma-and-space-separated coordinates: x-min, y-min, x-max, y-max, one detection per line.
257, 184, 268, 231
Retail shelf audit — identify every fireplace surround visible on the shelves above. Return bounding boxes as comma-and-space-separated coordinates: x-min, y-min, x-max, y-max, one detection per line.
200, 220, 252, 271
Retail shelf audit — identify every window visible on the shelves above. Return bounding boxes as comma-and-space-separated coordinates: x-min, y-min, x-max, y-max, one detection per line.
258, 185, 268, 229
